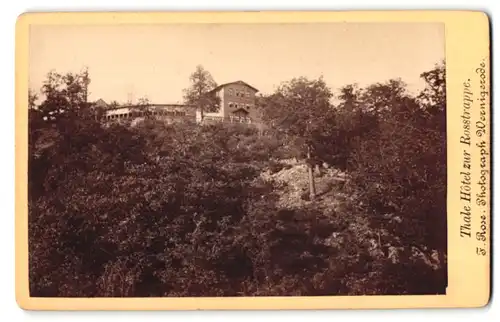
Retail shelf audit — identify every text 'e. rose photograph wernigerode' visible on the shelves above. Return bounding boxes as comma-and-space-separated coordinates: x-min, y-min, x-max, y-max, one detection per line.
28, 22, 447, 297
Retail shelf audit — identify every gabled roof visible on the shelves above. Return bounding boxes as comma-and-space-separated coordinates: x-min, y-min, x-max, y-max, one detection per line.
210, 81, 259, 93
94, 98, 108, 107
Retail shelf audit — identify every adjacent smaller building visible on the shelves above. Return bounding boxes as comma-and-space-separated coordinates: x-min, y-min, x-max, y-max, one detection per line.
93, 98, 109, 110
104, 103, 196, 124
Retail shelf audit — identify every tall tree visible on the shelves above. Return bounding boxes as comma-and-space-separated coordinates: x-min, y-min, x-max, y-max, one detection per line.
38, 69, 92, 122
360, 78, 408, 115
260, 77, 334, 199
346, 69, 447, 288
416, 60, 447, 279
79, 66, 91, 103
418, 60, 446, 114
108, 100, 120, 109
183, 65, 220, 121
28, 88, 39, 109
137, 96, 150, 106
329, 84, 366, 169
130, 96, 152, 119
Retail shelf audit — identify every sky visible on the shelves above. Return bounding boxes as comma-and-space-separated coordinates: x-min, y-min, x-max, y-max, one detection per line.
29, 23, 444, 104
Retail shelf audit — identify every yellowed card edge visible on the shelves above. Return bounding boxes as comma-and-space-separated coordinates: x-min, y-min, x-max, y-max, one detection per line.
15, 10, 491, 310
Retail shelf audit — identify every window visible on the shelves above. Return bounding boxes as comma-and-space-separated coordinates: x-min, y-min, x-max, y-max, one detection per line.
228, 89, 233, 96
229, 103, 233, 108
234, 104, 238, 108
246, 91, 250, 98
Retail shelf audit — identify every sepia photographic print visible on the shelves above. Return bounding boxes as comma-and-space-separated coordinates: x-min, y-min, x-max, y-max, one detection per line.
17, 11, 490, 310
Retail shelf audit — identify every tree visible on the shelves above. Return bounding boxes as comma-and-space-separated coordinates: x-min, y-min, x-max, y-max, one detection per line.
38, 69, 92, 122
28, 88, 39, 109
79, 66, 91, 103
137, 96, 150, 106
108, 100, 120, 109
183, 65, 220, 121
345, 71, 447, 291
314, 84, 370, 171
260, 77, 334, 200
29, 69, 100, 178
418, 60, 446, 113
416, 61, 447, 281
29, 65, 448, 297
129, 96, 153, 120
29, 118, 275, 297
417, 61, 446, 133
360, 78, 408, 115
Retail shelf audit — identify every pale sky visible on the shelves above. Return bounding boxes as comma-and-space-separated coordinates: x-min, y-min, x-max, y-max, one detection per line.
29, 23, 444, 104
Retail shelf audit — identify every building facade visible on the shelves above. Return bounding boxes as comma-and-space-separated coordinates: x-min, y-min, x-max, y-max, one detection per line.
198, 81, 259, 124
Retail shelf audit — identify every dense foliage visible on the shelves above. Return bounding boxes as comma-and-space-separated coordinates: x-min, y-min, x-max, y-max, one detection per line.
28, 62, 447, 297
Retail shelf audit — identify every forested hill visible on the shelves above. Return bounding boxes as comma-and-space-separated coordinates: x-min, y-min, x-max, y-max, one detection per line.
28, 62, 447, 297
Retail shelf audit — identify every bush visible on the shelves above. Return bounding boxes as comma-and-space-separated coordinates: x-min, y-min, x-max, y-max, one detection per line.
29, 63, 447, 297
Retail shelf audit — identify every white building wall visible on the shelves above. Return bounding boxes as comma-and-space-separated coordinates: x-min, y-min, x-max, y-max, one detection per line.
218, 88, 225, 116
107, 107, 132, 116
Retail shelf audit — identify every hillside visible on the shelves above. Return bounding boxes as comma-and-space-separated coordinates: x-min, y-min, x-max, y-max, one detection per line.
260, 160, 443, 291
28, 62, 447, 297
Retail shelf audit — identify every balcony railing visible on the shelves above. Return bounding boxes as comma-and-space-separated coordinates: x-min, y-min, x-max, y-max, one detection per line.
105, 110, 189, 121
203, 115, 252, 124
104, 110, 254, 126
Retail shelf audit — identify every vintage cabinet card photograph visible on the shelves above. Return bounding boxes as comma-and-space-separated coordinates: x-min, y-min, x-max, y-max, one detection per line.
15, 11, 490, 310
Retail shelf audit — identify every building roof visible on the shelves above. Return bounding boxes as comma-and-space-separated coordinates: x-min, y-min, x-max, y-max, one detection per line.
105, 103, 194, 112
210, 81, 259, 93
93, 98, 109, 108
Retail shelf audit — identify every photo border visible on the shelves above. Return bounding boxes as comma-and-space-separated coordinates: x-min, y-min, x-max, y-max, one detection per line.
15, 10, 491, 310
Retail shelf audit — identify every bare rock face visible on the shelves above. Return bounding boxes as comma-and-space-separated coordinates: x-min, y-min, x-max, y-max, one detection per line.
260, 161, 349, 210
